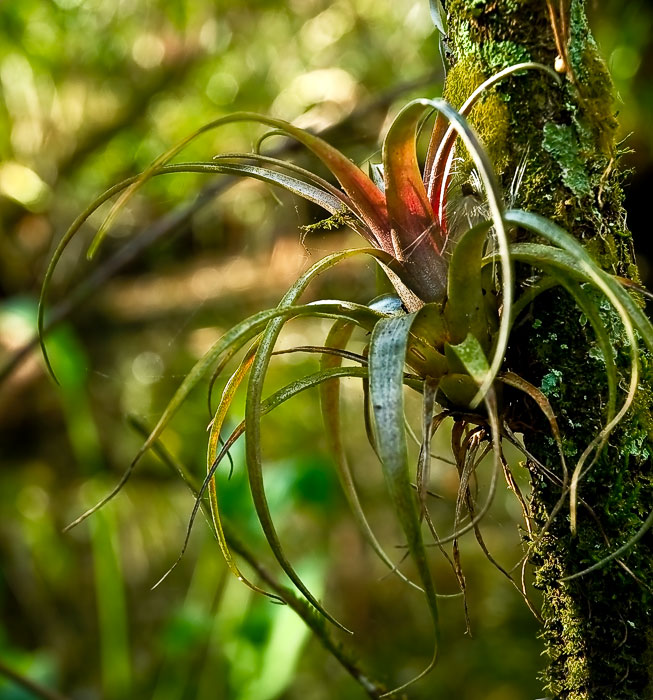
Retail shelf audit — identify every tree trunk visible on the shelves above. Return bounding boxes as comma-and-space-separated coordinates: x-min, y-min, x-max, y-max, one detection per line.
442, 1, 653, 697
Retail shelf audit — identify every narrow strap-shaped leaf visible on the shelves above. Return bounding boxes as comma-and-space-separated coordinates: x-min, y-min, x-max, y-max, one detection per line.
504, 236, 640, 533
213, 152, 354, 203
445, 220, 493, 346
369, 313, 440, 693
246, 358, 370, 630
63, 296, 390, 531
429, 0, 447, 35
38, 163, 366, 382
382, 103, 446, 302
416, 99, 511, 407
417, 377, 439, 515
208, 158, 373, 242
242, 248, 400, 631
150, 343, 268, 592
426, 63, 559, 221
564, 281, 618, 421
234, 247, 419, 626
208, 163, 349, 213
362, 373, 379, 459
62, 304, 282, 532
204, 344, 282, 601
39, 175, 144, 381
210, 365, 375, 480
245, 320, 343, 627
89, 112, 392, 257
320, 320, 422, 591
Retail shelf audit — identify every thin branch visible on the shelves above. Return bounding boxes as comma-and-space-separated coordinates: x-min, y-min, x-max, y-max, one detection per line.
0, 660, 69, 700
127, 416, 388, 699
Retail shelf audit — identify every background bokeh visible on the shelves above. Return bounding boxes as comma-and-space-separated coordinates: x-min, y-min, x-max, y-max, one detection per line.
1, 1, 652, 699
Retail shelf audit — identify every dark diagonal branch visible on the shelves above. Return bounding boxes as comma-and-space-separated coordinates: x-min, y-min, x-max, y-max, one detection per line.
0, 659, 69, 700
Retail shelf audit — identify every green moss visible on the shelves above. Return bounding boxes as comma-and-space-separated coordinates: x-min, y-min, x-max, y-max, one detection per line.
443, 56, 484, 109
472, 93, 510, 169
299, 208, 355, 236
480, 40, 530, 70
449, 18, 531, 71
542, 122, 591, 199
443, 58, 511, 175
567, 0, 618, 156
540, 368, 563, 398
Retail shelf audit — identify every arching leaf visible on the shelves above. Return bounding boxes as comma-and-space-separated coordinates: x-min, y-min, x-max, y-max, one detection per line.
89, 112, 392, 257
420, 98, 511, 407
445, 220, 493, 347
205, 344, 280, 601
320, 320, 422, 591
382, 102, 446, 302
369, 312, 440, 692
425, 63, 559, 223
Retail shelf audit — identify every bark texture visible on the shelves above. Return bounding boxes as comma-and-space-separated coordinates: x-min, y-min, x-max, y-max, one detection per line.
442, 1, 653, 698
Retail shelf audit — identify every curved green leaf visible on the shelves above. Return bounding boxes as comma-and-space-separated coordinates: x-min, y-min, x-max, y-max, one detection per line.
426, 63, 560, 220
417, 377, 440, 515
234, 246, 418, 627
204, 344, 282, 601
214, 152, 361, 215
504, 233, 640, 533
445, 220, 493, 346
319, 320, 422, 591
369, 312, 440, 692
90, 112, 392, 257
417, 98, 511, 407
239, 248, 410, 630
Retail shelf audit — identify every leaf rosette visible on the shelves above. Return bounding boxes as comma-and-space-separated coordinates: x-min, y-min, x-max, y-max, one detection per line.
38, 61, 653, 696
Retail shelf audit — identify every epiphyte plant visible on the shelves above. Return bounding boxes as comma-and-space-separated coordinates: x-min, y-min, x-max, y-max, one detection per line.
38, 52, 653, 694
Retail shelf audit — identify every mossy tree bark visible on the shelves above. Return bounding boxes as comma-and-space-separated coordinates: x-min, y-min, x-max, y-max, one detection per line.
442, 1, 653, 698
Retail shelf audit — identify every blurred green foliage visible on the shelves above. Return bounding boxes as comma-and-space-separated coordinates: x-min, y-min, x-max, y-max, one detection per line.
1, 1, 652, 698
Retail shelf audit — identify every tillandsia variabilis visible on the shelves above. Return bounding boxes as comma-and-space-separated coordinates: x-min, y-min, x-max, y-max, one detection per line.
38, 60, 653, 695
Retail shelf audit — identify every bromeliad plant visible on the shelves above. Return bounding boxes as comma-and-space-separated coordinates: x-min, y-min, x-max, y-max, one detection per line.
39, 60, 653, 694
